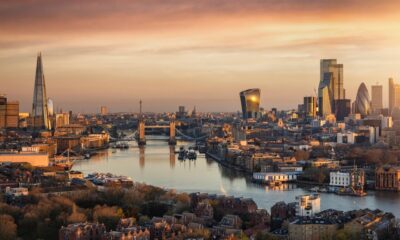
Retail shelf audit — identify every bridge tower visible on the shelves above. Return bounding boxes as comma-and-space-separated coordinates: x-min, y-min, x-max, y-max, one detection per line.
168, 116, 176, 145
138, 99, 146, 145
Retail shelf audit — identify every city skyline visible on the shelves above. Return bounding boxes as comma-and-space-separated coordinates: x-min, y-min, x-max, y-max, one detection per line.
2, 1, 400, 112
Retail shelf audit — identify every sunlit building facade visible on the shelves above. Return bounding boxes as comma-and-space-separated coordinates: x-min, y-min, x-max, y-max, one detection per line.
303, 96, 317, 118
354, 83, 371, 117
371, 84, 383, 112
240, 88, 260, 120
32, 53, 51, 130
318, 59, 345, 117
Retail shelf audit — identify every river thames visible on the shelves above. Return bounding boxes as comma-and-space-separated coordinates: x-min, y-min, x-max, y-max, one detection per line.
72, 137, 400, 217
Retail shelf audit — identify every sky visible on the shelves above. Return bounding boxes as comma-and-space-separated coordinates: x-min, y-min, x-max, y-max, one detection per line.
1, 0, 400, 113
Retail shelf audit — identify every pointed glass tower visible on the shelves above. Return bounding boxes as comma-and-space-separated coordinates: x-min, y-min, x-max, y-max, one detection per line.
32, 53, 51, 130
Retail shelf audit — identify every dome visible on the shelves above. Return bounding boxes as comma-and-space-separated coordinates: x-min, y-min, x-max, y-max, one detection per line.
354, 83, 370, 116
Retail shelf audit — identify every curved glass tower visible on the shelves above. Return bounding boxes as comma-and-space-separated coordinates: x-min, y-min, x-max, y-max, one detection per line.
240, 88, 260, 120
32, 53, 51, 130
355, 82, 371, 116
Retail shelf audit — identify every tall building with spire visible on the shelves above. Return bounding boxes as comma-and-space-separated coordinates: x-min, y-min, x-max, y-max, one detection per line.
32, 53, 51, 130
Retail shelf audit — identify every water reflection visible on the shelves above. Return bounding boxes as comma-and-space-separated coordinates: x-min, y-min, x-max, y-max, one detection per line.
169, 146, 175, 168
139, 146, 145, 168
73, 138, 400, 217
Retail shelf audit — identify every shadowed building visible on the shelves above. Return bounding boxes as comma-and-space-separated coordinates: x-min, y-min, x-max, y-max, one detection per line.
240, 88, 261, 120
303, 96, 317, 119
354, 83, 371, 117
32, 53, 51, 130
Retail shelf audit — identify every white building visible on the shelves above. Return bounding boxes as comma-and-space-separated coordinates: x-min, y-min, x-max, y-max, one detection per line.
295, 194, 320, 217
5, 187, 29, 197
253, 172, 299, 183
337, 132, 357, 144
330, 171, 350, 187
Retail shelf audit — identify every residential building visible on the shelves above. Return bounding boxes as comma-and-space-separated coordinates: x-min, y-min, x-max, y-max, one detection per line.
295, 194, 320, 217
375, 166, 400, 191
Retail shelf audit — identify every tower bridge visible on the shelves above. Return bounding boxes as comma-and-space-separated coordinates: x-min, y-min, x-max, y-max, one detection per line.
137, 117, 176, 145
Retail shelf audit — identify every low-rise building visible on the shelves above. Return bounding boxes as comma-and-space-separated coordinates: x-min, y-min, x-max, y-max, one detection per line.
253, 172, 299, 183
375, 166, 400, 191
295, 194, 320, 217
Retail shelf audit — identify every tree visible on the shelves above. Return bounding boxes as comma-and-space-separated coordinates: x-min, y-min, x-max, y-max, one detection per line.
0, 214, 17, 240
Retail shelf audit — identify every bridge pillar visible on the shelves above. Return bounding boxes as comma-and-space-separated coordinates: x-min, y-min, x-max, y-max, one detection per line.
169, 118, 176, 145
138, 119, 146, 145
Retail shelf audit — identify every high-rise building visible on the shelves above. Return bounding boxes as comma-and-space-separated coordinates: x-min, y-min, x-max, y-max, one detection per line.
303, 96, 317, 118
240, 88, 261, 120
334, 99, 351, 121
55, 113, 70, 128
100, 106, 108, 115
371, 84, 383, 112
48, 98, 54, 116
0, 95, 20, 129
389, 78, 395, 114
318, 59, 345, 116
32, 53, 51, 130
354, 83, 371, 117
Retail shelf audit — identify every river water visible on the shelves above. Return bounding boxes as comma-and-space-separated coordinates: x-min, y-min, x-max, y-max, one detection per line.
72, 137, 400, 217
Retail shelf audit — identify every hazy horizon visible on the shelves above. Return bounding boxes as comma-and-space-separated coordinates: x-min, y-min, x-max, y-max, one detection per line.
1, 0, 400, 113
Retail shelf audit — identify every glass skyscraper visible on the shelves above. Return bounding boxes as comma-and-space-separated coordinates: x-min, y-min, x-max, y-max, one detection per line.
32, 53, 51, 130
240, 88, 261, 120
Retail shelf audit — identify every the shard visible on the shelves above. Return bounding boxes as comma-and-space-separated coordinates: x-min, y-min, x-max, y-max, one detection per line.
32, 53, 51, 130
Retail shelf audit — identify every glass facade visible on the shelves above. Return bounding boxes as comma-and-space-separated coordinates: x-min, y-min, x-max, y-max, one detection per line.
240, 88, 261, 120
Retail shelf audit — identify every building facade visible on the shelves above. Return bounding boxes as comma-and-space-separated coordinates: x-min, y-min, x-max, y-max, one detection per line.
295, 194, 320, 217
371, 84, 383, 112
375, 166, 400, 191
240, 88, 261, 120
303, 96, 317, 119
354, 82, 371, 117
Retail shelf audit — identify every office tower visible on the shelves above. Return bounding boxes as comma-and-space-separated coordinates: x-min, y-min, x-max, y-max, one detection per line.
32, 53, 51, 130
334, 99, 351, 121
389, 78, 395, 114
0, 95, 6, 128
354, 83, 371, 116
240, 88, 261, 120
100, 106, 108, 115
303, 96, 317, 118
371, 84, 383, 112
0, 95, 20, 129
318, 59, 345, 116
47, 98, 54, 116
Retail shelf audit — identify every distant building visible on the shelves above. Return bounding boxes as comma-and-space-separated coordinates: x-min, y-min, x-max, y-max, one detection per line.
330, 169, 365, 189
334, 99, 351, 121
240, 88, 261, 120
375, 166, 400, 191
59, 222, 106, 240
295, 194, 320, 217
303, 96, 317, 119
100, 106, 108, 115
32, 53, 51, 130
318, 59, 345, 116
176, 106, 187, 119
354, 83, 371, 117
55, 113, 70, 128
0, 95, 19, 129
371, 84, 383, 112
0, 151, 49, 167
